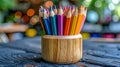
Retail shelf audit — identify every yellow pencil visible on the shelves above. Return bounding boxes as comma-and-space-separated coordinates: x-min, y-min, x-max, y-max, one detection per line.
70, 7, 78, 35
74, 6, 84, 35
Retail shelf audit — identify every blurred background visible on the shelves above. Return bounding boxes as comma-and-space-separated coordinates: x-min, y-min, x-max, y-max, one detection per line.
0, 0, 120, 43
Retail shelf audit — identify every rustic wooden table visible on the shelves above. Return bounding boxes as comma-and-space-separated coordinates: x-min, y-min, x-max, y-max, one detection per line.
0, 37, 120, 67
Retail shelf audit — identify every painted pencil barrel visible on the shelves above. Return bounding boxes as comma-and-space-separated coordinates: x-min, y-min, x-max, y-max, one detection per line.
50, 16, 57, 35
57, 15, 63, 35
70, 16, 78, 35
43, 18, 51, 35
42, 34, 82, 64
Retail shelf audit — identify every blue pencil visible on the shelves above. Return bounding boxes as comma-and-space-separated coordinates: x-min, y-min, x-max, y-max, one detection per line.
53, 5, 57, 15
43, 9, 51, 35
46, 9, 50, 23
53, 5, 57, 23
50, 6, 57, 35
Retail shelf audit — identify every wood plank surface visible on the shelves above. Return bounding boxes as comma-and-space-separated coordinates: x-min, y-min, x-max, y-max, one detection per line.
0, 37, 119, 67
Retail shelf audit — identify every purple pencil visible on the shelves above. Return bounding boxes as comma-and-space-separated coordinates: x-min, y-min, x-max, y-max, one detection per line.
57, 5, 63, 35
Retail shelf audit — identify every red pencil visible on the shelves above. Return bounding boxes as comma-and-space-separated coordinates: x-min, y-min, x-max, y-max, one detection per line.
64, 8, 72, 35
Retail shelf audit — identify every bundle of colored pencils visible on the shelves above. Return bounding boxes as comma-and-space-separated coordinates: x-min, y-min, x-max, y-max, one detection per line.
39, 5, 87, 36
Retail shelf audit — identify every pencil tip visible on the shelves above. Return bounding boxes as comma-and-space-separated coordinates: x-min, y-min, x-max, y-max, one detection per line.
39, 6, 43, 12
63, 6, 66, 11
75, 7, 78, 10
43, 8, 46, 12
68, 6, 70, 10
40, 6, 43, 8
80, 5, 85, 10
53, 5, 57, 9
58, 5, 62, 9
50, 6, 53, 12
71, 5, 74, 10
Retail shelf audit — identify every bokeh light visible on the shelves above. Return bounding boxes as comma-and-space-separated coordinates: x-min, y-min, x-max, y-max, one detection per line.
95, 1, 102, 8
15, 11, 22, 19
30, 15, 39, 25
27, 9, 35, 16
22, 15, 29, 23
87, 10, 99, 23
112, 0, 119, 4
108, 3, 115, 11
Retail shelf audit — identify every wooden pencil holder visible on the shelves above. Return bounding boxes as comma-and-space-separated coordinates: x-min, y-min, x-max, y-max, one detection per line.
41, 34, 82, 64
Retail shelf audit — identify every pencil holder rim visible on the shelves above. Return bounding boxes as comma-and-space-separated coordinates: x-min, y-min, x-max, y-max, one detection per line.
42, 34, 82, 39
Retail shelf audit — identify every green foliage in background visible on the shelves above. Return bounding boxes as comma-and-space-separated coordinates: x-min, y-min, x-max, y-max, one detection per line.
0, 0, 16, 24
0, 0, 16, 11
68, 0, 119, 21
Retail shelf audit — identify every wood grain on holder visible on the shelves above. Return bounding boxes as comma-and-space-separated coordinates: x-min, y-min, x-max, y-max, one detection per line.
42, 34, 82, 64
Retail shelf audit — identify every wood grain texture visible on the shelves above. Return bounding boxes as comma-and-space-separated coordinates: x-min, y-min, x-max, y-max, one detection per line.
0, 37, 120, 66
42, 34, 82, 64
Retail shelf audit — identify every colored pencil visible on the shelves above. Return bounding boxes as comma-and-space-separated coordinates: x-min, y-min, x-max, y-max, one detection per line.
43, 9, 51, 35
79, 8, 87, 32
49, 6, 57, 35
53, 5, 57, 15
74, 6, 85, 35
39, 6, 44, 17
39, 6, 46, 34
64, 8, 72, 35
70, 7, 78, 35
63, 6, 70, 33
57, 5, 63, 35
63, 6, 67, 13
53, 5, 57, 26
40, 5, 87, 36
46, 9, 50, 23
63, 6, 67, 33
71, 5, 75, 15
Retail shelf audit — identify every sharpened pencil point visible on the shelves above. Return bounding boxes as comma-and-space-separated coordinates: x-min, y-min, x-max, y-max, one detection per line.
71, 5, 74, 10
58, 5, 62, 9
50, 6, 53, 12
53, 5, 57, 9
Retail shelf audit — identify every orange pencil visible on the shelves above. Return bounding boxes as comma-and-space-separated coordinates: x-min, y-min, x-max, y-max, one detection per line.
79, 8, 87, 32
64, 8, 72, 35
74, 6, 85, 35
